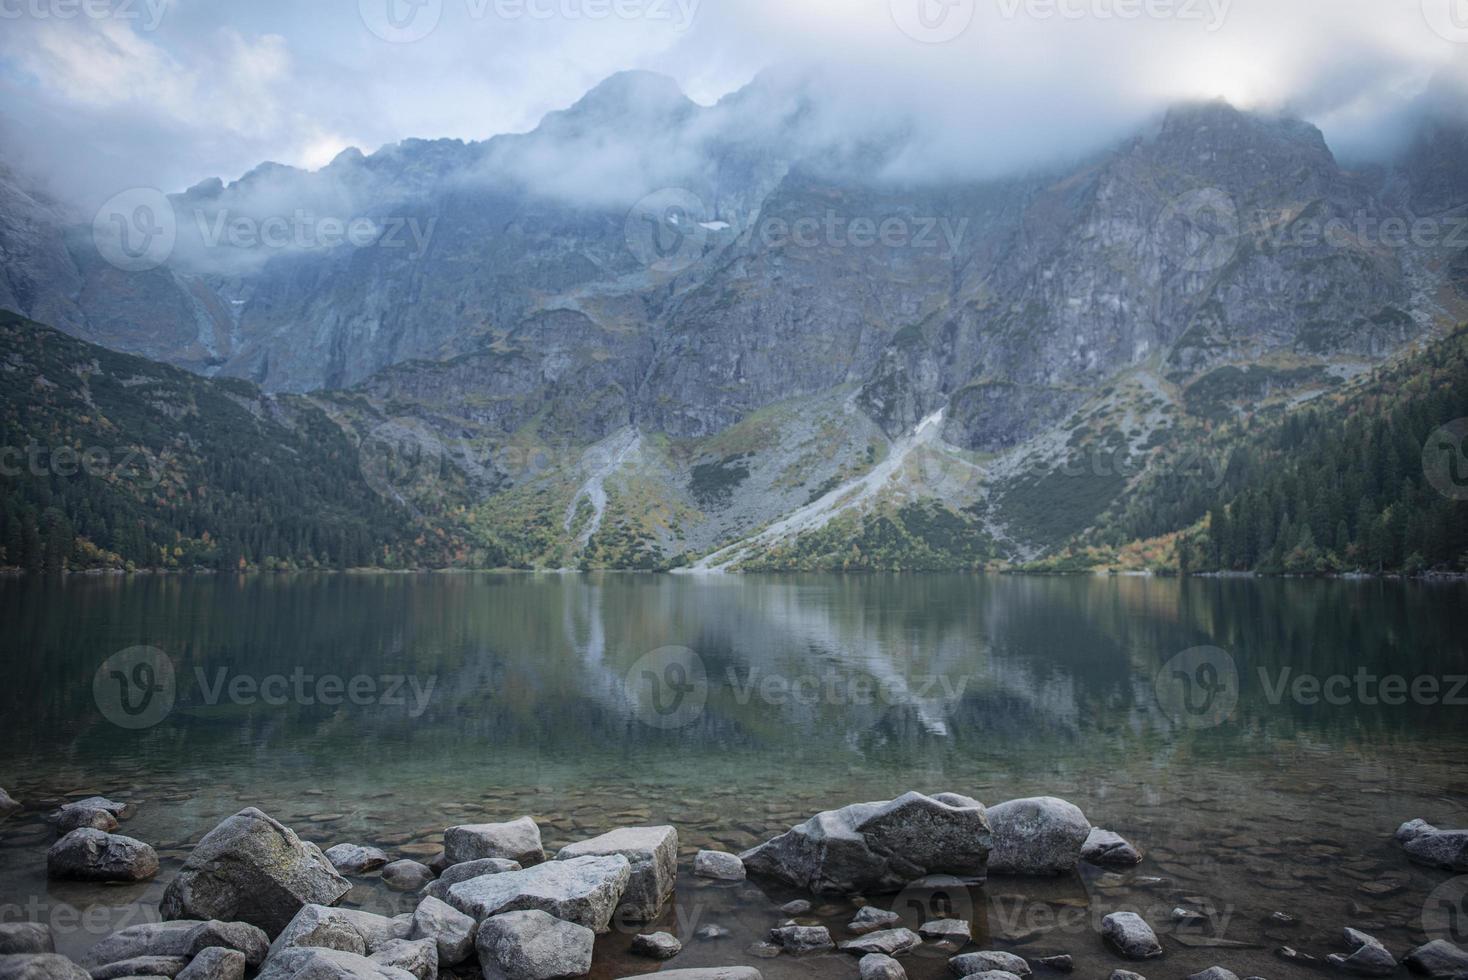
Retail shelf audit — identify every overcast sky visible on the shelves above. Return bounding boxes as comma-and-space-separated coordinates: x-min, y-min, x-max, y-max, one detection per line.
2, 0, 1465, 207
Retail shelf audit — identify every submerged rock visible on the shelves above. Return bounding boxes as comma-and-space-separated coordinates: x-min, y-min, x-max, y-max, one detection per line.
987, 798, 1090, 876
474, 910, 593, 980
779, 900, 812, 916
46, 830, 157, 882
860, 954, 906, 980
1035, 956, 1072, 972
949, 952, 1032, 977
555, 826, 676, 921
0, 926, 52, 956
1328, 928, 1396, 977
380, 861, 433, 893
769, 927, 833, 954
408, 897, 475, 967
1081, 829, 1142, 867
630, 933, 682, 960
323, 845, 390, 876
83, 922, 268, 969
0, 954, 91, 980
443, 818, 543, 867
693, 851, 745, 881
445, 854, 630, 933
160, 808, 351, 936
1101, 913, 1163, 960
740, 792, 991, 895
1395, 820, 1468, 872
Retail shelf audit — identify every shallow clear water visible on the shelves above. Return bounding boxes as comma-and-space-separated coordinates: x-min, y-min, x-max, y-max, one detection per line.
1, 573, 1466, 979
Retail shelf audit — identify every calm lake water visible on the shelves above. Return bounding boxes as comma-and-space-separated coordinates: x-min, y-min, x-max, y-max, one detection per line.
1, 573, 1466, 980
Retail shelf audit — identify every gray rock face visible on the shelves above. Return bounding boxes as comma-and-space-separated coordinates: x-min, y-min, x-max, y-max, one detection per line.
474, 910, 593, 980
83, 922, 269, 969
1080, 829, 1142, 867
420, 859, 520, 901
366, 940, 436, 980
630, 933, 682, 960
693, 851, 745, 881
740, 792, 992, 894
769, 927, 833, 954
555, 826, 677, 921
860, 954, 907, 980
987, 798, 1090, 876
380, 861, 433, 893
1328, 929, 1395, 977
323, 845, 390, 876
443, 818, 543, 867
172, 950, 244, 980
254, 948, 415, 980
848, 908, 902, 935
0, 955, 91, 980
88, 958, 189, 980
159, 808, 351, 936
949, 952, 1031, 977
838, 930, 922, 957
1395, 821, 1468, 872
270, 906, 370, 957
1405, 941, 1468, 978
446, 854, 631, 932
0, 926, 52, 956
1101, 913, 1163, 961
408, 897, 475, 967
47, 830, 157, 882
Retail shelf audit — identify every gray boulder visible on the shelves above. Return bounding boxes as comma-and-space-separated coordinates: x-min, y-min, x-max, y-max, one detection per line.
950, 952, 1031, 977
1186, 970, 1238, 980
920, 921, 970, 942
987, 798, 1090, 876
47, 830, 157, 882
381, 862, 433, 893
838, 930, 922, 957
254, 948, 414, 980
474, 910, 592, 980
860, 955, 906, 980
739, 792, 991, 894
956, 973, 1023, 980
445, 854, 630, 933
367, 940, 436, 980
159, 808, 351, 936
1101, 913, 1163, 960
0, 789, 21, 817
848, 908, 901, 935
693, 851, 745, 881
83, 922, 268, 970
0, 955, 91, 980
172, 950, 243, 980
50, 799, 128, 832
88, 959, 188, 980
555, 826, 676, 922
613, 972, 759, 980
1404, 941, 1468, 977
630, 933, 682, 960
0, 926, 52, 956
442, 818, 543, 866
1395, 820, 1468, 872
1080, 829, 1142, 867
420, 859, 520, 901
408, 897, 475, 967
332, 911, 411, 954
1328, 929, 1395, 977
323, 845, 389, 876
270, 906, 369, 957
769, 927, 833, 954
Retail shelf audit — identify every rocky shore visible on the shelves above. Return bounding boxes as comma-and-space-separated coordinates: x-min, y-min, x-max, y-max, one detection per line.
1, 789, 1466, 980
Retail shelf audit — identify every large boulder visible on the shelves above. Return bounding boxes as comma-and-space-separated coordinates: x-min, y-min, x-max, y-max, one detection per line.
739, 792, 991, 894
46, 830, 157, 882
445, 855, 630, 933
0, 926, 52, 956
474, 910, 593, 980
254, 948, 414, 980
408, 897, 475, 966
0, 955, 90, 980
987, 798, 1090, 876
83, 921, 269, 970
269, 906, 369, 957
420, 859, 520, 901
1395, 820, 1468, 872
443, 818, 543, 866
159, 808, 351, 936
555, 826, 677, 922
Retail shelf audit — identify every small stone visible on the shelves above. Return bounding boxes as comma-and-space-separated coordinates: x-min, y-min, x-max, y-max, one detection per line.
840, 930, 922, 957
324, 845, 390, 876
1186, 969, 1238, 980
848, 908, 902, 935
1035, 956, 1072, 972
1328, 928, 1395, 977
443, 818, 543, 866
1109, 973, 1145, 980
779, 900, 812, 916
1172, 909, 1208, 925
1276, 947, 1319, 966
46, 830, 157, 882
1404, 941, 1468, 978
949, 952, 1031, 977
768, 927, 832, 954
860, 954, 906, 980
0, 789, 22, 817
693, 851, 745, 881
746, 943, 781, 959
695, 925, 730, 941
630, 933, 682, 960
381, 861, 434, 892
1101, 913, 1163, 960
1081, 828, 1142, 867
920, 921, 971, 942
